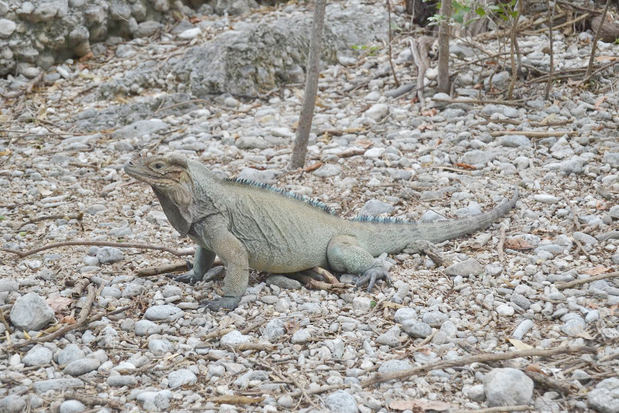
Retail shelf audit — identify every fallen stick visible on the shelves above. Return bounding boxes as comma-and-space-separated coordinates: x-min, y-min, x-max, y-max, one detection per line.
556, 271, 618, 290
524, 370, 573, 394
490, 130, 576, 137
431, 97, 525, 106
5, 300, 131, 351
361, 345, 596, 387
208, 395, 264, 405
137, 262, 190, 277
453, 405, 533, 413
227, 342, 275, 351
1, 240, 194, 258
287, 346, 595, 398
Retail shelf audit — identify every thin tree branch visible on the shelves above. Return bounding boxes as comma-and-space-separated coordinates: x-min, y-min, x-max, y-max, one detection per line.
544, 0, 555, 100
386, 0, 399, 87
1, 240, 194, 258
287, 345, 595, 397
4, 287, 131, 351
583, 0, 611, 82
556, 271, 618, 290
362, 346, 596, 387
453, 406, 533, 413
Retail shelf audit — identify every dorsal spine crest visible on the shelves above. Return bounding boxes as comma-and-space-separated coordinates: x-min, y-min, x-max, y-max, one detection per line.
228, 178, 336, 215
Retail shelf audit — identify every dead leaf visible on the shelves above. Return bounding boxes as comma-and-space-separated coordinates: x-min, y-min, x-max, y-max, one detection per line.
453, 162, 476, 170
389, 399, 451, 411
421, 108, 438, 116
47, 296, 72, 312
526, 364, 544, 374
0, 149, 11, 156
304, 162, 323, 173
584, 266, 610, 276
504, 237, 534, 250
595, 55, 617, 62
594, 96, 607, 110
354, 139, 374, 148
508, 338, 533, 351
59, 315, 77, 325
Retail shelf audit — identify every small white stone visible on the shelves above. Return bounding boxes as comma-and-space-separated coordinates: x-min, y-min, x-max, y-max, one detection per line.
178, 27, 201, 39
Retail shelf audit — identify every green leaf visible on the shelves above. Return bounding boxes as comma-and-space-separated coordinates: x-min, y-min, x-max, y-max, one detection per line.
0, 215, 5, 221
475, 7, 486, 16
370, 300, 377, 308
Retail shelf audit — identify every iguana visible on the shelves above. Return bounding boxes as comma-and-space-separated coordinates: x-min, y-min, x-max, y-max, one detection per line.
125, 154, 518, 310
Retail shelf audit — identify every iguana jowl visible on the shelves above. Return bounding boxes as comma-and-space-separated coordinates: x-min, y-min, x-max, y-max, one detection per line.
125, 155, 518, 310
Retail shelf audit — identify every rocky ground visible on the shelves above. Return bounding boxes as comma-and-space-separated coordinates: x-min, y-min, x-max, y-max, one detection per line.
0, 0, 618, 412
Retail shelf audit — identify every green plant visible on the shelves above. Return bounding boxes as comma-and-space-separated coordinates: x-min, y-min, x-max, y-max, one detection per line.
489, 0, 519, 21
350, 44, 381, 56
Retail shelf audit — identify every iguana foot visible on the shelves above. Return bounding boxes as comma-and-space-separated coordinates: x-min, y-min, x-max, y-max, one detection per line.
172, 266, 225, 284
356, 267, 392, 292
172, 270, 201, 284
200, 296, 241, 311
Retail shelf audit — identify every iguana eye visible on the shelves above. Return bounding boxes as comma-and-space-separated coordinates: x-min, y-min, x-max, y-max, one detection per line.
152, 162, 165, 170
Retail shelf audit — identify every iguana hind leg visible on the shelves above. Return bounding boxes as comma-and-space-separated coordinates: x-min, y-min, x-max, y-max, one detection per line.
174, 246, 216, 284
327, 235, 390, 292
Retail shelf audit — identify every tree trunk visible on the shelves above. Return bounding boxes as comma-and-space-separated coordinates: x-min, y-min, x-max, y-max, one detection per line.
437, 0, 451, 93
289, 0, 326, 170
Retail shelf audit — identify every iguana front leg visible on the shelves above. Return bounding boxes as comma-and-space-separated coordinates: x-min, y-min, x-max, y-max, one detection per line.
174, 246, 216, 284
193, 217, 249, 311
327, 235, 391, 292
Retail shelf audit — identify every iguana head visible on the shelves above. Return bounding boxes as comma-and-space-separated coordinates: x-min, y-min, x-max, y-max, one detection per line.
124, 154, 194, 212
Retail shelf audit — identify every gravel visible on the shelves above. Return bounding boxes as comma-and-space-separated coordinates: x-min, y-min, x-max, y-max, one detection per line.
0, 0, 617, 411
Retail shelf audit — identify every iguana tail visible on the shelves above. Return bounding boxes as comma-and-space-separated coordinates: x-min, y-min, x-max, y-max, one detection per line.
415, 187, 519, 243
355, 188, 519, 255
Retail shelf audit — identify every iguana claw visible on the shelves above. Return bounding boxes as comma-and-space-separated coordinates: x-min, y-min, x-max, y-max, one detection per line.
173, 270, 201, 284
200, 296, 241, 311
172, 266, 225, 285
356, 267, 392, 292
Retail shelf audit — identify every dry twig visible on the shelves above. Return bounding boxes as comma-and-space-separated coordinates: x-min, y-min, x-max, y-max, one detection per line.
385, 0, 399, 87
431, 97, 525, 106
524, 370, 573, 394
453, 406, 533, 413
583, 0, 612, 82
208, 395, 264, 405
16, 212, 84, 230
137, 262, 190, 277
544, 0, 555, 100
1, 240, 194, 258
498, 224, 506, 263
489, 130, 576, 137
6, 289, 131, 351
556, 271, 618, 290
288, 346, 595, 397
362, 346, 596, 387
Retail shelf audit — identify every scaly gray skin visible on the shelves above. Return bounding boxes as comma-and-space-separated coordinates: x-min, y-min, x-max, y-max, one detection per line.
125, 154, 518, 311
